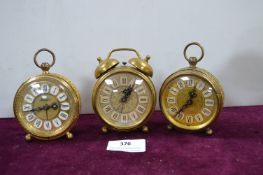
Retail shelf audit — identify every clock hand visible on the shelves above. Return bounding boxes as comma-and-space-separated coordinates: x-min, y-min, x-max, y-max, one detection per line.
42, 104, 50, 110
120, 103, 124, 113
122, 82, 135, 94
189, 85, 197, 98
121, 83, 135, 102
29, 107, 41, 112
45, 109, 49, 120
121, 86, 129, 102
40, 103, 59, 111
29, 105, 47, 112
174, 86, 197, 117
175, 99, 193, 116
40, 103, 59, 120
29, 103, 57, 120
40, 104, 49, 120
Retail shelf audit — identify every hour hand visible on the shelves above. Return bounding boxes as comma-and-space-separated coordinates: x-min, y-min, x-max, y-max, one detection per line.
122, 85, 131, 94
189, 85, 197, 98
121, 85, 134, 102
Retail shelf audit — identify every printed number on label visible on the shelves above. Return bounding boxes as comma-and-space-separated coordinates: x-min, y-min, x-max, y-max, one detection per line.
120, 141, 131, 146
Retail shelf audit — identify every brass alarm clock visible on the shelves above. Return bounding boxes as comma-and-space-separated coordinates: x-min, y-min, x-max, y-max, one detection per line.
92, 48, 156, 133
13, 48, 81, 141
159, 42, 224, 135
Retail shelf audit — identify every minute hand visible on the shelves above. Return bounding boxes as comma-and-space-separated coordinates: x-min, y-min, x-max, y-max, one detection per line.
174, 86, 197, 117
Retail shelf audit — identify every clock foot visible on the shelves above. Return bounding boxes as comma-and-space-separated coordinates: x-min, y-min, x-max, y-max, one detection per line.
25, 134, 32, 141
142, 126, 149, 133
167, 124, 173, 130
66, 132, 74, 140
101, 126, 108, 133
205, 128, 213, 136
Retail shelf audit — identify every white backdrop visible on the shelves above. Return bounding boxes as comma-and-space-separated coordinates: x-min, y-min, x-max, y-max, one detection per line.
0, 0, 263, 118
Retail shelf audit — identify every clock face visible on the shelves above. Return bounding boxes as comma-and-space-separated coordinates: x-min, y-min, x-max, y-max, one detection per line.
93, 68, 155, 130
14, 75, 79, 139
160, 74, 219, 130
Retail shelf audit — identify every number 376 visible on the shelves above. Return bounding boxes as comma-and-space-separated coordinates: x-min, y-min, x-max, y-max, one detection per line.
120, 141, 131, 146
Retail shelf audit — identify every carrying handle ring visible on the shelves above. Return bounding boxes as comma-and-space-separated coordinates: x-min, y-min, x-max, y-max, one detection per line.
34, 48, 56, 72
183, 42, 204, 66
106, 48, 142, 60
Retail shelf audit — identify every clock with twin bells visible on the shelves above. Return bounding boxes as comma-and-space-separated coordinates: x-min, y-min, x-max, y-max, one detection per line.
92, 48, 156, 133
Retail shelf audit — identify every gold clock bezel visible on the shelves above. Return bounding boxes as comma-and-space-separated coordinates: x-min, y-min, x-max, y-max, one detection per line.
13, 73, 81, 140
92, 66, 156, 132
159, 67, 224, 132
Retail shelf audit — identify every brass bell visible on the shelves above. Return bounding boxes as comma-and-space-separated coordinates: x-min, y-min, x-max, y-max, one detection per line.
128, 55, 153, 77
95, 57, 119, 78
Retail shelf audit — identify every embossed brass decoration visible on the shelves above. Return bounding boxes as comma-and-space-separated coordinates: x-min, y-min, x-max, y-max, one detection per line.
159, 42, 224, 135
92, 48, 156, 133
13, 48, 81, 141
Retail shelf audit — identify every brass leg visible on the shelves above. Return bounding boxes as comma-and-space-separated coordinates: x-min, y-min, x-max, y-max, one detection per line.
142, 125, 149, 133
25, 133, 32, 141
66, 132, 74, 140
167, 124, 173, 130
205, 128, 213, 135
101, 126, 108, 133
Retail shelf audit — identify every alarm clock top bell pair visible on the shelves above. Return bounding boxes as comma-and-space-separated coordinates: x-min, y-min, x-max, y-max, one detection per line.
13, 42, 224, 141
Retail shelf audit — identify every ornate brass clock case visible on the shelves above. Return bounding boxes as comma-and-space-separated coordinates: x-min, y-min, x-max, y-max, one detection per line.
92, 48, 156, 133
159, 42, 224, 135
13, 48, 81, 141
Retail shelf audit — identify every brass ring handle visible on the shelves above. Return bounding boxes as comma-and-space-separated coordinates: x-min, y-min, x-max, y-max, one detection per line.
183, 42, 204, 63
34, 48, 56, 69
106, 48, 142, 60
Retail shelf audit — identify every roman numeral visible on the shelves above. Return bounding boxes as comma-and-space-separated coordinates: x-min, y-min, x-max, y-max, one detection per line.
194, 113, 203, 122
120, 114, 129, 123
50, 85, 59, 95
186, 79, 194, 87
196, 81, 205, 91
41, 84, 49, 93
205, 99, 214, 106
203, 90, 212, 98
24, 94, 34, 103
34, 119, 43, 128
177, 80, 185, 89
57, 93, 67, 102
100, 95, 110, 104
202, 108, 211, 116
129, 111, 139, 121
112, 79, 119, 88
135, 86, 146, 95
25, 113, 36, 122
52, 118, 62, 127
102, 86, 112, 95
103, 105, 113, 113
61, 102, 70, 110
120, 76, 128, 86
58, 111, 69, 120
23, 104, 32, 112
167, 96, 176, 104
136, 105, 145, 114
110, 112, 119, 120
139, 96, 148, 104
44, 121, 52, 130
169, 87, 178, 95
